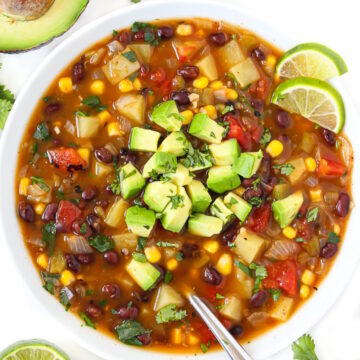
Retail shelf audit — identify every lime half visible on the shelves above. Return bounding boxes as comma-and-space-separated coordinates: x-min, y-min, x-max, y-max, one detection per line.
275, 42, 348, 81
271, 77, 345, 133
0, 340, 70, 360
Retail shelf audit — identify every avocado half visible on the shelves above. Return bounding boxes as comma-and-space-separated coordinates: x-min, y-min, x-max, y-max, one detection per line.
0, 0, 89, 53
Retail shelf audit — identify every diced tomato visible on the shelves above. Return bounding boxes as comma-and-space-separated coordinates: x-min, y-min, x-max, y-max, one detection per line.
317, 158, 346, 177
295, 218, 313, 241
263, 260, 298, 296
193, 321, 216, 343
150, 67, 166, 84
204, 281, 226, 302
247, 204, 271, 233
251, 124, 263, 143
158, 78, 172, 98
56, 200, 82, 232
47, 147, 87, 172
225, 115, 252, 150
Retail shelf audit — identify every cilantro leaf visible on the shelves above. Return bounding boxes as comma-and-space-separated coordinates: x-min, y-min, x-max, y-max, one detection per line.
80, 312, 96, 329
164, 271, 173, 284
156, 241, 179, 248
234, 259, 250, 276
307, 207, 319, 223
0, 98, 13, 129
269, 289, 281, 302
225, 73, 238, 90
272, 163, 295, 176
292, 334, 318, 360
168, 195, 184, 209
115, 319, 151, 346
155, 304, 187, 324
0, 84, 15, 103
42, 222, 56, 256
81, 95, 108, 113
41, 271, 60, 295
33, 121, 51, 141
327, 231, 340, 244
200, 341, 211, 353
122, 50, 137, 63
259, 127, 271, 146
88, 234, 114, 253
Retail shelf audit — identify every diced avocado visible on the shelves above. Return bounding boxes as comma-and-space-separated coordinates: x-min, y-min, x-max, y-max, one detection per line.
142, 152, 177, 178
161, 186, 192, 233
287, 157, 306, 185
217, 39, 246, 70
143, 181, 177, 213
181, 150, 213, 172
129, 127, 161, 152
229, 58, 260, 88
232, 150, 263, 178
120, 163, 145, 199
273, 183, 290, 200
272, 190, 304, 228
188, 213, 223, 237
232, 227, 266, 264
187, 180, 212, 213
150, 100, 182, 131
129, 43, 154, 63
224, 192, 252, 222
115, 94, 146, 125
210, 198, 234, 224
195, 53, 218, 81
126, 258, 161, 291
188, 113, 224, 144
76, 115, 100, 138
154, 284, 185, 311
209, 139, 240, 165
158, 131, 189, 156
207, 166, 241, 194
125, 206, 156, 237
219, 296, 243, 322
165, 163, 193, 186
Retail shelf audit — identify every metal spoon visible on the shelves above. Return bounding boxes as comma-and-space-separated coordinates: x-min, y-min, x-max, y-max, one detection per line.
188, 294, 254, 360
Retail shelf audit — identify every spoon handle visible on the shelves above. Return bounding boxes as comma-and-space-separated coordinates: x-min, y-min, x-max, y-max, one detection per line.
189, 294, 253, 360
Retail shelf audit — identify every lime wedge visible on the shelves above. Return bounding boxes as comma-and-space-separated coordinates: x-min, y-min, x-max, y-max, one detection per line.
271, 77, 345, 133
0, 340, 70, 360
275, 42, 348, 81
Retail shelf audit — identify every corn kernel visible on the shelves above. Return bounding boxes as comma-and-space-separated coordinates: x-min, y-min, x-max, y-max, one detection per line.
90, 80, 106, 95
180, 110, 193, 125
171, 328, 182, 345
34, 203, 46, 216
36, 253, 49, 269
187, 333, 200, 345
58, 77, 73, 93
200, 105, 217, 119
193, 76, 209, 89
267, 54, 277, 66
300, 284, 310, 299
176, 24, 194, 36
210, 80, 223, 89
301, 269, 316, 286
118, 79, 134, 93
98, 110, 111, 125
77, 148, 90, 164
234, 186, 246, 196
19, 177, 30, 196
309, 188, 322, 203
305, 157, 317, 172
107, 122, 124, 137
203, 240, 219, 254
216, 253, 233, 275
226, 88, 238, 101
144, 246, 161, 263
167, 258, 179, 271
266, 140, 284, 158
334, 223, 341, 235
282, 226, 296, 239
133, 77, 142, 91
60, 270, 76, 286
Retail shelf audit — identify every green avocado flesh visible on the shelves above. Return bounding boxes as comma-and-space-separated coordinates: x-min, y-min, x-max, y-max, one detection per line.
0, 0, 89, 52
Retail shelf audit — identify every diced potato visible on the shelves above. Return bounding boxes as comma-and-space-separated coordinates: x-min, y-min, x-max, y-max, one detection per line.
287, 157, 307, 185
76, 115, 100, 138
196, 53, 218, 81
154, 284, 184, 311
115, 94, 146, 125
232, 227, 266, 264
104, 198, 129, 228
273, 183, 290, 200
229, 58, 260, 88
113, 232, 138, 252
102, 47, 140, 85
217, 40, 245, 70
129, 43, 154, 63
219, 296, 242, 321
94, 161, 112, 177
235, 267, 254, 299
300, 132, 315, 153
269, 296, 294, 321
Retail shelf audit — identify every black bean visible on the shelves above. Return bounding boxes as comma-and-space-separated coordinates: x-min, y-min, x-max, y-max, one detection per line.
251, 47, 265, 61
335, 193, 350, 217
118, 31, 132, 45
243, 187, 263, 202
137, 333, 152, 346
133, 30, 145, 41
102, 283, 121, 299
125, 152, 137, 164
81, 186, 98, 201
131, 290, 151, 303
94, 147, 113, 164
65, 253, 81, 273
250, 290, 268, 307
203, 266, 222, 285
250, 98, 264, 112
177, 65, 199, 80
72, 220, 92, 238
44, 102, 61, 116
76, 253, 94, 265
242, 176, 258, 188
230, 326, 243, 338
72, 62, 85, 84
42, 203, 58, 222
113, 304, 139, 319
275, 110, 291, 129
182, 243, 199, 258
18, 201, 35, 223
104, 250, 119, 265
322, 129, 336, 147
320, 242, 338, 259
87, 214, 102, 233
85, 302, 103, 319
157, 26, 174, 40
119, 147, 129, 156
221, 223, 239, 244
170, 90, 190, 106
209, 32, 227, 46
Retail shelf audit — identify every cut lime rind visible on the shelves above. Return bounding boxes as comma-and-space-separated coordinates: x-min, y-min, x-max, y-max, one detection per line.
0, 339, 70, 360
271, 77, 345, 134
275, 42, 348, 81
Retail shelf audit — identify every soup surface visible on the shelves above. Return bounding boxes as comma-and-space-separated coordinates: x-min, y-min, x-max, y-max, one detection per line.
15, 18, 353, 354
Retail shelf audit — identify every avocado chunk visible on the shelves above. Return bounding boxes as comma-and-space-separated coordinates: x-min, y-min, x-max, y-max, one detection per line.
181, 149, 213, 172
188, 213, 223, 237
272, 190, 304, 228
125, 206, 156, 237
126, 259, 161, 291
209, 139, 241, 165
129, 127, 161, 152
188, 113, 224, 144
142, 152, 177, 178
158, 131, 189, 156
187, 180, 212, 213
143, 181, 177, 213
120, 163, 145, 199
210, 197, 234, 224
0, 0, 89, 52
224, 192, 252, 222
151, 100, 182, 131
165, 163, 193, 186
161, 186, 192, 233
232, 150, 263, 178
207, 166, 241, 194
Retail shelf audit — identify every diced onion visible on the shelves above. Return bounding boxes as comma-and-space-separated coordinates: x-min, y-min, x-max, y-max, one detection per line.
65, 235, 93, 254
90, 47, 106, 65
107, 40, 124, 54
265, 240, 300, 260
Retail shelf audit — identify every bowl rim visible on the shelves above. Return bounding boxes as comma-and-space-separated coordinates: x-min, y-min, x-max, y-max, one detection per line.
0, 0, 359, 359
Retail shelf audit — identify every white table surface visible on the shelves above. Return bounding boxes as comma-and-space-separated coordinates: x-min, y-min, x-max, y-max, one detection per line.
0, 0, 359, 359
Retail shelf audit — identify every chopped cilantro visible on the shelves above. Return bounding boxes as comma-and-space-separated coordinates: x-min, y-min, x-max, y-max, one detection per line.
122, 50, 137, 63
81, 95, 108, 113
225, 72, 238, 89
156, 241, 179, 248
292, 334, 318, 360
155, 304, 187, 324
88, 234, 114, 253
234, 259, 250, 276
272, 163, 295, 176
259, 128, 271, 146
168, 195, 185, 209
33, 122, 51, 141
249, 196, 262, 207
307, 207, 319, 223
80, 312, 96, 329
327, 231, 340, 244
42, 222, 56, 256
115, 319, 150, 346
164, 271, 173, 284
269, 289, 281, 302
200, 341, 211, 353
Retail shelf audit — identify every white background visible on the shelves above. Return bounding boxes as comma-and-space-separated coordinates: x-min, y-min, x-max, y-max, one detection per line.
0, 0, 359, 359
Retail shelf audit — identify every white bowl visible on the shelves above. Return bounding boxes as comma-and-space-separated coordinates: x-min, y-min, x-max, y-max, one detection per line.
0, 1, 359, 359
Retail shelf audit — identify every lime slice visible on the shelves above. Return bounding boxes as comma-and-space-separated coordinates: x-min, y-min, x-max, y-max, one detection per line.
271, 77, 345, 133
275, 42, 348, 81
0, 340, 70, 360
